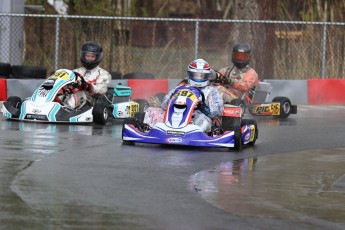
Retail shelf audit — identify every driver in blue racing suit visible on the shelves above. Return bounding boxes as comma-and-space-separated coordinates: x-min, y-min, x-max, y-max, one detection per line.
144, 59, 223, 132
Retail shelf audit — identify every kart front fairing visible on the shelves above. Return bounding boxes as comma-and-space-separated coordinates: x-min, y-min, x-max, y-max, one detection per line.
123, 85, 251, 148
2, 69, 94, 123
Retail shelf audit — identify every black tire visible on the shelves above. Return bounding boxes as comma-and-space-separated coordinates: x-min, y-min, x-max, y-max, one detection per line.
11, 65, 47, 79
132, 99, 150, 113
0, 63, 12, 78
241, 118, 258, 146
123, 72, 155, 79
7, 96, 22, 109
229, 98, 246, 117
221, 116, 242, 151
110, 71, 122, 79
133, 112, 145, 123
233, 125, 242, 151
272, 97, 291, 119
92, 100, 109, 125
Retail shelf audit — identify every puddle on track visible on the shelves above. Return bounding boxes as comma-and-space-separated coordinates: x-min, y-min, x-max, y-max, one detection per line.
190, 148, 345, 222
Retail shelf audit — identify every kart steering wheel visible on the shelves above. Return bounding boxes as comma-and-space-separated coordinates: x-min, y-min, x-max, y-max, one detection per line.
72, 71, 87, 88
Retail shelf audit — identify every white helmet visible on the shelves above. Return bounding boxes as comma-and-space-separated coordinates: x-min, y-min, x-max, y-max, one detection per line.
187, 59, 211, 88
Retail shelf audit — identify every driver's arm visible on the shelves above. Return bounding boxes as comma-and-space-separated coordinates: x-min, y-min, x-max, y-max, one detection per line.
207, 88, 224, 118
232, 68, 259, 91
161, 87, 177, 110
89, 70, 111, 95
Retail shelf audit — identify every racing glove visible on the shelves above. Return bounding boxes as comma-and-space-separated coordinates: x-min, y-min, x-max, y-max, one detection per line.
80, 81, 92, 91
197, 101, 210, 116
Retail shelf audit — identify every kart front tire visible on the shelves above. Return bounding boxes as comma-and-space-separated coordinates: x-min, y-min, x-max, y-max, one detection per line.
272, 97, 291, 119
93, 101, 109, 125
7, 96, 22, 109
233, 125, 242, 151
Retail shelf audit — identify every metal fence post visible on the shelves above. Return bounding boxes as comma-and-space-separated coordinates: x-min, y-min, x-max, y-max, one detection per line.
321, 23, 327, 79
194, 20, 199, 59
54, 16, 60, 71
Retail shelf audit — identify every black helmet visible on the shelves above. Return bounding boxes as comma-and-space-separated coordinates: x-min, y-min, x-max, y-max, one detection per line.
80, 41, 103, 70
232, 43, 251, 69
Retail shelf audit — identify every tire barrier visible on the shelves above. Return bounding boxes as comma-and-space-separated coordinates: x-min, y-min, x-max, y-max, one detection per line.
0, 63, 12, 78
11, 65, 47, 79
110, 71, 122, 79
123, 72, 155, 79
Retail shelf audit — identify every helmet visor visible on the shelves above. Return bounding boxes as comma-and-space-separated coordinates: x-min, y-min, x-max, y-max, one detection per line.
81, 51, 102, 63
189, 72, 209, 80
232, 52, 250, 61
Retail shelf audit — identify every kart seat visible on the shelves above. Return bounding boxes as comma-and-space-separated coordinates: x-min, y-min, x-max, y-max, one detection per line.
247, 81, 272, 104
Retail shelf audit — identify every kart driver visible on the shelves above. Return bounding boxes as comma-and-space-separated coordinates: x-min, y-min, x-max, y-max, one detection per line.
144, 58, 223, 132
211, 43, 259, 103
63, 41, 111, 109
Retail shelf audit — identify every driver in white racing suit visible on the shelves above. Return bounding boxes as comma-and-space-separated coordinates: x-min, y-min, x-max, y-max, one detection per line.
63, 41, 111, 109
144, 58, 223, 132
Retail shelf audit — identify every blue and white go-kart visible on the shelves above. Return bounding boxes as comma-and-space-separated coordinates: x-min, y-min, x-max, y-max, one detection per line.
1, 69, 148, 124
122, 85, 258, 151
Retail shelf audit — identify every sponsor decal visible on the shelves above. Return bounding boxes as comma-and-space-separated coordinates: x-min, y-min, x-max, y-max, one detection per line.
32, 109, 41, 114
26, 114, 48, 120
166, 137, 183, 143
251, 105, 271, 115
244, 133, 251, 142
222, 107, 242, 117
166, 130, 185, 136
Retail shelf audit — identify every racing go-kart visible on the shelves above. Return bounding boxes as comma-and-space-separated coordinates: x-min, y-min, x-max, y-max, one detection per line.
227, 81, 298, 119
1, 69, 149, 124
122, 85, 258, 151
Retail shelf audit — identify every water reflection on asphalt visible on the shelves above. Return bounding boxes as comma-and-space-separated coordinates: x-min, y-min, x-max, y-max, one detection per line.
190, 148, 345, 223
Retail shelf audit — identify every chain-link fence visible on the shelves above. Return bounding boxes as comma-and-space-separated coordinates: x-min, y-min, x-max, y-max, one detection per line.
1, 13, 345, 80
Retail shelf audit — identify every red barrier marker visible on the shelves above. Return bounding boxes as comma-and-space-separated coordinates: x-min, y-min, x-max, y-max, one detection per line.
128, 79, 168, 100
308, 79, 345, 104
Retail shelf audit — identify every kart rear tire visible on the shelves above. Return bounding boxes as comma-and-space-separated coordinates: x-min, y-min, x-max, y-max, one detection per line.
241, 118, 258, 146
133, 99, 149, 113
134, 112, 145, 123
272, 97, 291, 119
7, 96, 22, 109
93, 101, 109, 125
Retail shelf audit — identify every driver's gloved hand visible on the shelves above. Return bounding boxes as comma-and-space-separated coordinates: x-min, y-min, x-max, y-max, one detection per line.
73, 71, 82, 78
197, 101, 210, 116
80, 81, 92, 91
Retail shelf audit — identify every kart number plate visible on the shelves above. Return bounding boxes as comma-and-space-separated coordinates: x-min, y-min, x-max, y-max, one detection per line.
166, 130, 185, 136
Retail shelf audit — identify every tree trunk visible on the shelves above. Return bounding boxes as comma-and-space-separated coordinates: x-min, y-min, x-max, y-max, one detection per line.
231, 0, 277, 80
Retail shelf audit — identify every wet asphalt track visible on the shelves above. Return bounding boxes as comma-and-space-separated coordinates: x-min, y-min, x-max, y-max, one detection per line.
0, 105, 345, 230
